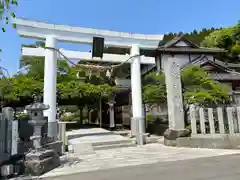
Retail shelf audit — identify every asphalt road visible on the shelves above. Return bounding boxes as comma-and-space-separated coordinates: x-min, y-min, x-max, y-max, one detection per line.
45, 154, 240, 180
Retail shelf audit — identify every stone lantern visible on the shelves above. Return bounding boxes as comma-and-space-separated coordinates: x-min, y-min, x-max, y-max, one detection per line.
24, 97, 60, 176
25, 98, 49, 150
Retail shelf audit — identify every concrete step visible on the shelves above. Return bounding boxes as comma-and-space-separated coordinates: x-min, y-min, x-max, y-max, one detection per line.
93, 142, 136, 151
68, 142, 94, 155
129, 135, 164, 144
146, 136, 164, 144
67, 128, 137, 154
67, 131, 113, 140
91, 139, 134, 147
68, 138, 135, 154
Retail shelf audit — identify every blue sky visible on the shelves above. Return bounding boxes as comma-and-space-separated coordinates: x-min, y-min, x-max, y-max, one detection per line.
0, 0, 239, 75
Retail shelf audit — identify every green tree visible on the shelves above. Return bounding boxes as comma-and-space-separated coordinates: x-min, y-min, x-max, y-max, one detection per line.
0, 0, 18, 33
20, 56, 78, 82
162, 27, 219, 46
181, 66, 230, 105
2, 41, 118, 108
143, 66, 230, 106
201, 20, 240, 61
201, 27, 235, 50
0, 74, 43, 106
143, 66, 230, 124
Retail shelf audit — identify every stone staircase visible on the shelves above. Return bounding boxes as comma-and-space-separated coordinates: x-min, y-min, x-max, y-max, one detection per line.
67, 128, 136, 154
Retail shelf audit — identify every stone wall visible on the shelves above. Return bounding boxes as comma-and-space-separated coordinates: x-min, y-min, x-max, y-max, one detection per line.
0, 107, 14, 165
18, 119, 48, 141
18, 118, 48, 155
145, 104, 168, 122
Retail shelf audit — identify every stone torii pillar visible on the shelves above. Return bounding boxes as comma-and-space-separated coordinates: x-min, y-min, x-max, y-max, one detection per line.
44, 36, 58, 140
130, 44, 146, 145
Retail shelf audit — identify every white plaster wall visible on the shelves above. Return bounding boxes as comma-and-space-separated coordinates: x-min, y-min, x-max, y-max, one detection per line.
161, 54, 201, 71
175, 41, 189, 47
206, 55, 215, 61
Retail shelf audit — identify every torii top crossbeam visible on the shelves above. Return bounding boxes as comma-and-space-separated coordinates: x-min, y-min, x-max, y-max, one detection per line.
14, 18, 164, 49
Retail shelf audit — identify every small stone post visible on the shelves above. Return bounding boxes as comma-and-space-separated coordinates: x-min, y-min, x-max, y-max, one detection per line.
107, 99, 116, 129
11, 119, 19, 155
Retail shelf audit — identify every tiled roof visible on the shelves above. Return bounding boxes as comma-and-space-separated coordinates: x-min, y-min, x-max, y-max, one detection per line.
156, 35, 226, 54
158, 35, 199, 48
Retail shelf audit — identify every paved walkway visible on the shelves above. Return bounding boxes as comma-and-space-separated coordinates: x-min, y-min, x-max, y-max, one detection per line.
41, 143, 240, 178
67, 128, 132, 146
44, 154, 240, 180
67, 128, 130, 142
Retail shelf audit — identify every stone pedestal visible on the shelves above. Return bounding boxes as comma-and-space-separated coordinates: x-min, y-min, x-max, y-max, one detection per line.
24, 149, 60, 176
163, 128, 191, 146
43, 141, 62, 156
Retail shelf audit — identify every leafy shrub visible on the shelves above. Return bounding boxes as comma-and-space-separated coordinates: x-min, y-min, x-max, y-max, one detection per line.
146, 114, 153, 121
16, 113, 29, 120
61, 113, 75, 121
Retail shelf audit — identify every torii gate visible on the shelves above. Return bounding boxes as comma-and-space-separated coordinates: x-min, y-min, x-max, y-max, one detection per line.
14, 18, 164, 144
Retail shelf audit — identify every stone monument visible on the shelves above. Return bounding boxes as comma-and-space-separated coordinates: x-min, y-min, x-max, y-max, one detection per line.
24, 98, 60, 176
163, 58, 190, 145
